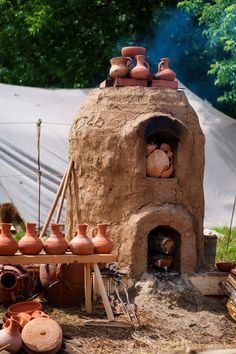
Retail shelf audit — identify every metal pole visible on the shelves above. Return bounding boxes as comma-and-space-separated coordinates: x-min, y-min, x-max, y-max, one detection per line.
36, 119, 42, 235
226, 195, 236, 251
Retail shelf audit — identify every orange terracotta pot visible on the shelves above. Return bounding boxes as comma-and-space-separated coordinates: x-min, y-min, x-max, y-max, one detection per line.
8, 301, 42, 317
121, 46, 146, 57
155, 58, 176, 81
69, 224, 94, 255
92, 224, 113, 254
130, 55, 150, 80
10, 313, 32, 332
109, 57, 131, 79
18, 223, 43, 255
44, 223, 68, 255
0, 223, 18, 255
0, 317, 22, 353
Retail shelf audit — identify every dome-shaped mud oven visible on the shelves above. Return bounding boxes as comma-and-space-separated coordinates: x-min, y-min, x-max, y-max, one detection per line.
66, 86, 205, 279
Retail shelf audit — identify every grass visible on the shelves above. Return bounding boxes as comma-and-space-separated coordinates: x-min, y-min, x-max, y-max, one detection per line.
214, 226, 236, 261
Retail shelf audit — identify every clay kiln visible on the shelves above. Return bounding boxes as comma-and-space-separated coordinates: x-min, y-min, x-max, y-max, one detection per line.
66, 87, 205, 279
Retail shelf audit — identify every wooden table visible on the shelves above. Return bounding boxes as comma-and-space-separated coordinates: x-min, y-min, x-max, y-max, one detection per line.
0, 253, 117, 321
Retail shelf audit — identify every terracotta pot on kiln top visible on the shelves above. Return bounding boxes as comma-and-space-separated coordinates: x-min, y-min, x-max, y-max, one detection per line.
18, 223, 43, 255
121, 46, 146, 57
69, 224, 94, 255
43, 223, 68, 255
109, 57, 131, 79
155, 58, 176, 81
130, 55, 150, 80
0, 223, 18, 256
0, 317, 22, 353
92, 223, 113, 254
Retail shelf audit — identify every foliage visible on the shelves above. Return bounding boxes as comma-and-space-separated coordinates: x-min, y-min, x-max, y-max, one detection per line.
0, 0, 170, 88
214, 226, 236, 261
178, 0, 236, 105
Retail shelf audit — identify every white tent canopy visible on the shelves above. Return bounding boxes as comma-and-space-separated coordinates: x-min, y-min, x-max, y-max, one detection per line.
0, 83, 235, 227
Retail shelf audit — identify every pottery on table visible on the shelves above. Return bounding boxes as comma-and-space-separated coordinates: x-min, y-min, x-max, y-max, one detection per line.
22, 317, 62, 354
216, 261, 236, 272
92, 223, 113, 254
69, 223, 94, 255
121, 46, 146, 57
0, 317, 22, 353
155, 58, 176, 81
109, 57, 131, 80
146, 148, 170, 177
0, 223, 18, 255
18, 223, 43, 255
43, 223, 68, 255
8, 301, 42, 317
130, 55, 150, 80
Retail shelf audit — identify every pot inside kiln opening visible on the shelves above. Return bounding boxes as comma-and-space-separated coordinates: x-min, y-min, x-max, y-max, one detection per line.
145, 115, 181, 178
148, 226, 181, 273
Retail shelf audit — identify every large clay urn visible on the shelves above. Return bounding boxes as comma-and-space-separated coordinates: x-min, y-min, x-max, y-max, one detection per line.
109, 57, 131, 79
92, 224, 113, 254
22, 317, 62, 354
130, 55, 150, 80
18, 223, 43, 255
0, 265, 29, 304
155, 58, 176, 81
0, 317, 22, 353
69, 223, 94, 255
43, 223, 68, 255
0, 223, 18, 255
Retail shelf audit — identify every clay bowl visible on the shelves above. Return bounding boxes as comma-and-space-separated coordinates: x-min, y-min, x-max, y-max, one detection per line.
216, 261, 236, 272
8, 301, 42, 317
121, 46, 146, 57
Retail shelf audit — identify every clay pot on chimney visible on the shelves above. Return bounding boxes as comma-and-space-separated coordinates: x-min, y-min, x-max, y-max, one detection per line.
18, 223, 43, 255
0, 317, 22, 353
92, 224, 113, 254
43, 223, 68, 255
130, 55, 150, 80
69, 224, 94, 255
109, 57, 131, 79
0, 223, 18, 255
155, 58, 176, 81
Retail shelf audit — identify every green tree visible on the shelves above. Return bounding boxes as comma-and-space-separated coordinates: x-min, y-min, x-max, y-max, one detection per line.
0, 0, 170, 88
178, 0, 236, 105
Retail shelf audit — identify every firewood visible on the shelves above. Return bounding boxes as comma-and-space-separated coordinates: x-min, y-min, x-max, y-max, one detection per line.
219, 280, 236, 306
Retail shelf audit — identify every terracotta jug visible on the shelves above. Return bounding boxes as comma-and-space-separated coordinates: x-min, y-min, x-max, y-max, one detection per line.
18, 223, 43, 255
10, 313, 31, 332
155, 58, 176, 81
0, 223, 18, 255
130, 55, 150, 80
92, 224, 113, 254
69, 224, 94, 255
146, 148, 170, 178
22, 317, 62, 354
0, 317, 22, 353
43, 223, 68, 255
109, 57, 131, 79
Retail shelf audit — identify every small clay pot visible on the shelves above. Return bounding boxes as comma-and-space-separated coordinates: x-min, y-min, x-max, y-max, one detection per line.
31, 310, 49, 319
10, 313, 31, 332
69, 224, 94, 255
44, 223, 68, 255
18, 223, 43, 255
0, 223, 18, 256
92, 224, 113, 254
130, 55, 150, 80
0, 317, 22, 353
121, 46, 146, 57
216, 261, 236, 272
109, 57, 131, 79
8, 301, 42, 317
155, 58, 176, 81
146, 149, 170, 177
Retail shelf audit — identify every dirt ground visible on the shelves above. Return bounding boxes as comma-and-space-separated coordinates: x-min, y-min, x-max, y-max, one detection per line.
0, 273, 236, 354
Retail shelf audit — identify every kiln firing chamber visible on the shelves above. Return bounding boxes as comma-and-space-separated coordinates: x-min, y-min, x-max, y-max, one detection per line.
66, 87, 205, 279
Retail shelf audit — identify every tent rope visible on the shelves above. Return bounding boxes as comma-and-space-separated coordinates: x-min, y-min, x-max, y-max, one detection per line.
37, 119, 42, 235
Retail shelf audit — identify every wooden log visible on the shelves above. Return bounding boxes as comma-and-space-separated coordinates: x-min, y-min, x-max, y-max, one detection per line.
149, 232, 175, 255
55, 159, 73, 223
84, 263, 92, 314
219, 280, 236, 306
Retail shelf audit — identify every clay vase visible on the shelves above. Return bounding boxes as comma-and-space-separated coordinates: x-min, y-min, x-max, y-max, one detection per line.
92, 224, 113, 254
0, 265, 29, 304
10, 313, 31, 332
69, 224, 94, 255
39, 263, 84, 307
130, 55, 150, 80
0, 317, 22, 353
43, 223, 68, 255
121, 46, 146, 57
155, 58, 176, 81
146, 149, 170, 177
0, 223, 18, 255
109, 57, 131, 79
22, 317, 62, 354
18, 223, 43, 255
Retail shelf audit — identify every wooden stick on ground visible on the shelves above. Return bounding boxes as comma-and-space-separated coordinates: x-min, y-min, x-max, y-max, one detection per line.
55, 159, 73, 223
39, 161, 71, 238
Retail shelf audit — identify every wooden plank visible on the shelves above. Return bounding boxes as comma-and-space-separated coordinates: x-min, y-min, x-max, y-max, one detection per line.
84, 264, 92, 314
92, 263, 115, 321
0, 253, 117, 265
